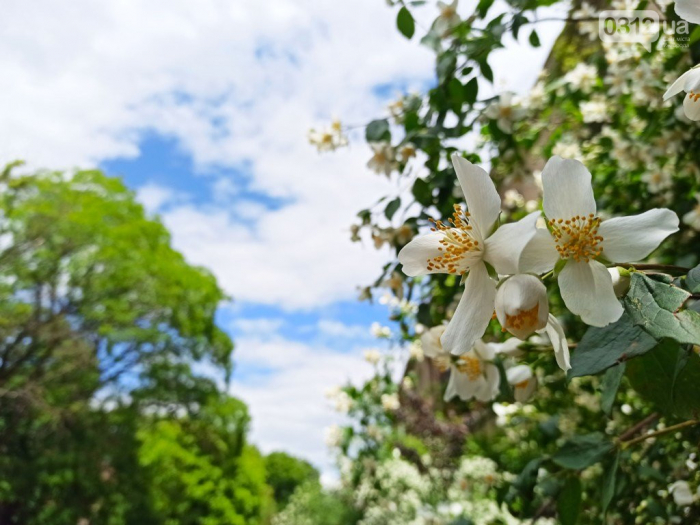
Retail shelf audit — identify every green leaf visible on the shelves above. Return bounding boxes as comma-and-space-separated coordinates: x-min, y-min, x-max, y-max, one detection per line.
397, 7, 415, 39
464, 77, 479, 105
626, 339, 700, 419
476, 0, 495, 17
600, 362, 626, 416
479, 60, 494, 82
447, 78, 464, 109
569, 313, 657, 378
365, 119, 391, 142
553, 433, 615, 470
412, 178, 432, 206
529, 29, 541, 47
505, 458, 542, 512
557, 477, 582, 525
384, 197, 401, 221
602, 450, 620, 517
624, 273, 700, 345
686, 265, 700, 293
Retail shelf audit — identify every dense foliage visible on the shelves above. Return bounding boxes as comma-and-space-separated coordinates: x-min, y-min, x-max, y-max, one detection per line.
0, 164, 315, 524
305, 0, 700, 523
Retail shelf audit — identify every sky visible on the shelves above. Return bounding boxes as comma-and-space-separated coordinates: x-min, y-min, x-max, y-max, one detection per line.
0, 0, 562, 481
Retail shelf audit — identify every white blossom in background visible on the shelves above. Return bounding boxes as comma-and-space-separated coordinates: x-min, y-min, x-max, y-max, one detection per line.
551, 141, 583, 161
572, 2, 599, 40
307, 119, 348, 152
364, 349, 382, 365
370, 322, 392, 338
484, 92, 526, 133
669, 480, 698, 506
381, 393, 400, 411
367, 142, 398, 177
520, 156, 679, 327
434, 0, 460, 37
399, 154, 540, 355
580, 96, 609, 123
565, 63, 598, 92
324, 424, 343, 448
325, 386, 354, 414
675, 0, 700, 24
506, 365, 537, 402
683, 194, 700, 230
664, 65, 700, 121
641, 165, 673, 194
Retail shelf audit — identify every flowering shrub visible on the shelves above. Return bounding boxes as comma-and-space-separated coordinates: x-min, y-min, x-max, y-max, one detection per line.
308, 0, 700, 523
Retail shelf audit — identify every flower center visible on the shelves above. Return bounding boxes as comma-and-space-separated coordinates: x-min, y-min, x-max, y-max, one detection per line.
426, 204, 480, 274
514, 379, 529, 389
689, 91, 700, 102
548, 214, 603, 262
456, 355, 482, 380
505, 303, 539, 333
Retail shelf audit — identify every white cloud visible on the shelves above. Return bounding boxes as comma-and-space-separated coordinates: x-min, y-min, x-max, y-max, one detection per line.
233, 317, 285, 336
231, 334, 374, 474
317, 319, 370, 339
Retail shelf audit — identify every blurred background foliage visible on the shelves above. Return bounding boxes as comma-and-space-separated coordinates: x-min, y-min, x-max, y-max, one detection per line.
0, 164, 324, 524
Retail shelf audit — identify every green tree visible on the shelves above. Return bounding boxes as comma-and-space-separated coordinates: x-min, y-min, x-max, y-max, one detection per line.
264, 451, 319, 508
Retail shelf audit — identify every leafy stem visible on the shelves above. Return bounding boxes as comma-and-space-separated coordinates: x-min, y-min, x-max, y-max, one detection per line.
620, 419, 699, 449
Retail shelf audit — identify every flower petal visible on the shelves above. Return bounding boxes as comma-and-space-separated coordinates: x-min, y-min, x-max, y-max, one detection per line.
506, 364, 532, 385
444, 367, 475, 402
441, 261, 497, 355
684, 92, 700, 121
541, 156, 596, 220
451, 154, 501, 238
675, 0, 700, 24
599, 208, 679, 263
398, 232, 447, 276
543, 314, 570, 371
483, 211, 540, 275
518, 228, 560, 274
664, 68, 696, 100
558, 260, 624, 327
474, 364, 500, 402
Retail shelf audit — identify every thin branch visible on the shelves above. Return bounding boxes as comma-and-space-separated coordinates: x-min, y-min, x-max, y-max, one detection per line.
618, 412, 659, 442
621, 419, 699, 449
626, 263, 691, 274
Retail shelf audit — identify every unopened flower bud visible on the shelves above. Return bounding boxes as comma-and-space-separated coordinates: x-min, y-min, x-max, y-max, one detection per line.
506, 364, 537, 402
608, 267, 631, 297
495, 275, 549, 339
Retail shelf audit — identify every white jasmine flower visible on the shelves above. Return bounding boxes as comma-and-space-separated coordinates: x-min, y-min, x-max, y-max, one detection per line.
675, 0, 700, 24
506, 364, 537, 402
308, 119, 348, 152
664, 65, 700, 121
683, 194, 700, 230
669, 480, 696, 506
381, 393, 400, 411
484, 92, 526, 133
495, 274, 549, 340
519, 156, 679, 327
367, 142, 398, 177
421, 325, 503, 402
435, 0, 460, 37
445, 342, 501, 402
364, 349, 382, 365
399, 154, 540, 354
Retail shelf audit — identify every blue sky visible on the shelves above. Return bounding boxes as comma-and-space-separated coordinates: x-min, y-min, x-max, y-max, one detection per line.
1, 0, 560, 481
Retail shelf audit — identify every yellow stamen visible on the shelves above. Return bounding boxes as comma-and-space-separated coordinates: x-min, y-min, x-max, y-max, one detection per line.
505, 303, 540, 333
548, 213, 603, 262
426, 204, 480, 274
456, 355, 482, 380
